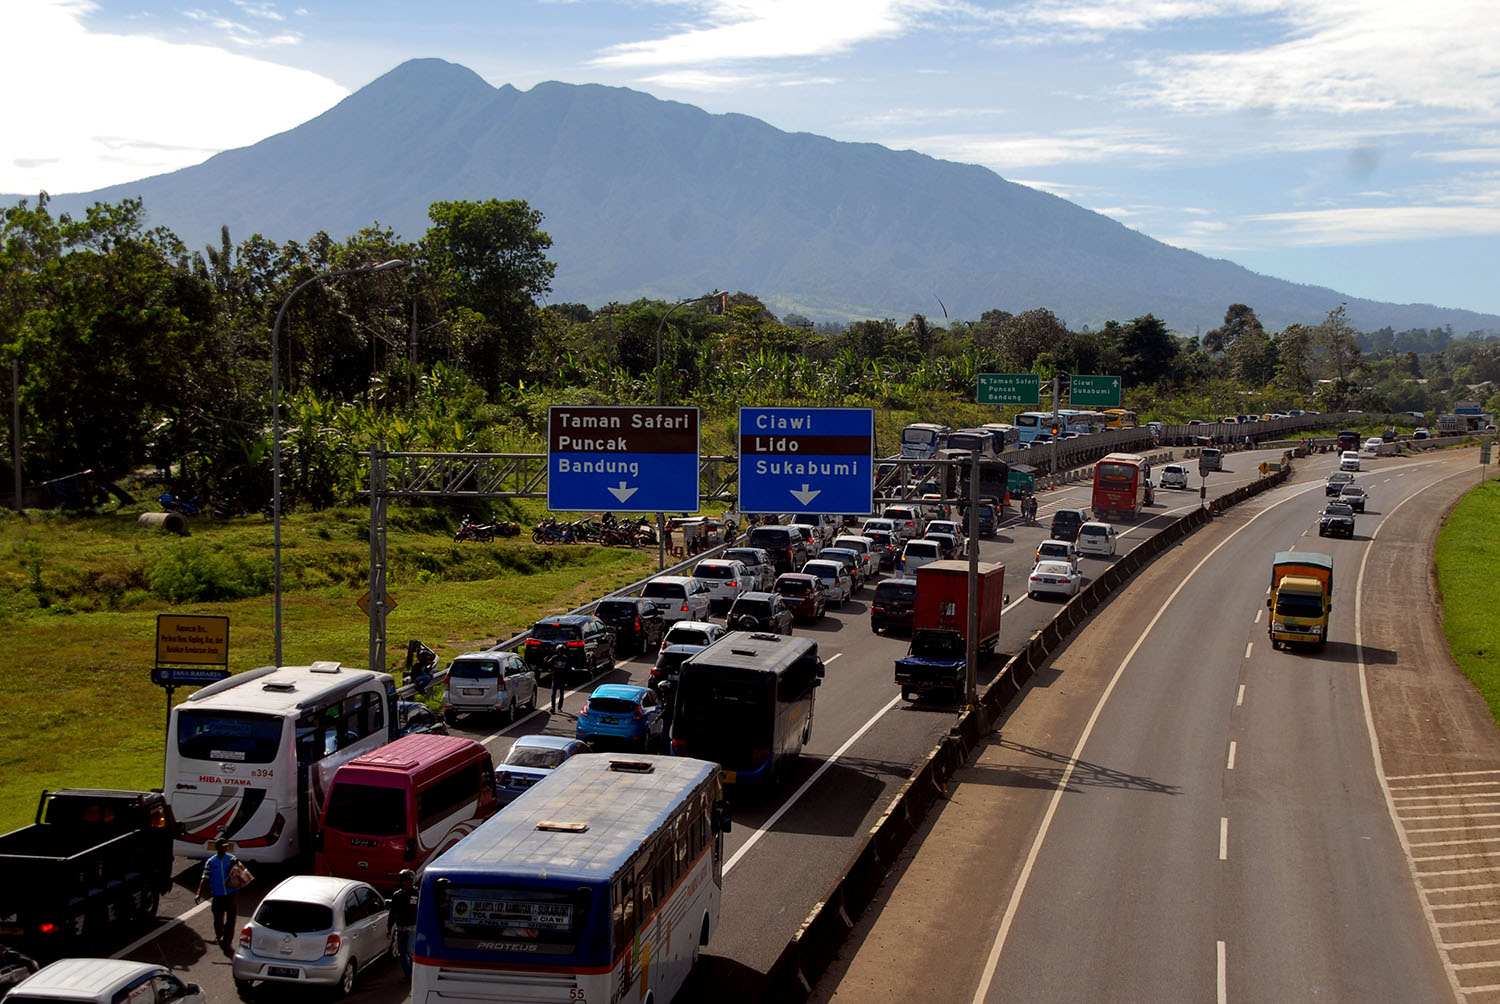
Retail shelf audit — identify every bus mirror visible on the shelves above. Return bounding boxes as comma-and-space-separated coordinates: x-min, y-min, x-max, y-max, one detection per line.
815, 660, 826, 680
712, 799, 733, 834
1265, 595, 1271, 607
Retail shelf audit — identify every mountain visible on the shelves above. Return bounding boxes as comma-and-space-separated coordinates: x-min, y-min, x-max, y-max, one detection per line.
14, 58, 1499, 335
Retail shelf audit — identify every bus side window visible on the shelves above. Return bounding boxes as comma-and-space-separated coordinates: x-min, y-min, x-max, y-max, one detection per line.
612, 878, 626, 947
296, 711, 322, 763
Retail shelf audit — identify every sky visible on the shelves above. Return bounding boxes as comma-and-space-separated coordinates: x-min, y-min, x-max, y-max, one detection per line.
4, 0, 1500, 320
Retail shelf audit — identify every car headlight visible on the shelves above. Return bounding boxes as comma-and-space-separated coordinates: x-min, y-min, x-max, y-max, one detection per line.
1271, 621, 1286, 631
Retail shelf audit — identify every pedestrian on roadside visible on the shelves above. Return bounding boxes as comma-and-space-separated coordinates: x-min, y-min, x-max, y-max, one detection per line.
387, 869, 419, 979
195, 837, 240, 957
549, 653, 568, 714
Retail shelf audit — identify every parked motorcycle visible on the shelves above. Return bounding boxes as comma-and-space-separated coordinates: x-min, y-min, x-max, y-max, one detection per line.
455, 515, 497, 542
532, 517, 576, 545
158, 492, 202, 516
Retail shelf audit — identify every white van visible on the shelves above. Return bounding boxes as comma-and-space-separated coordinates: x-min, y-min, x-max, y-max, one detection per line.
6, 960, 206, 1004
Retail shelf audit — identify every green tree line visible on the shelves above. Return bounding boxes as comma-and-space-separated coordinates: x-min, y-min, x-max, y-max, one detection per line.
4, 194, 1498, 509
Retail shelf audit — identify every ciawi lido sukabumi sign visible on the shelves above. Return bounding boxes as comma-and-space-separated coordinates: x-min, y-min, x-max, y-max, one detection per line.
547, 406, 700, 513
738, 407, 874, 515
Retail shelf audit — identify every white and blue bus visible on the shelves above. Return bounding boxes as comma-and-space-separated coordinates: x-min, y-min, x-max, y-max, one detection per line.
670, 632, 824, 785
899, 422, 950, 461
412, 755, 729, 1004
1059, 409, 1109, 435
1014, 412, 1054, 443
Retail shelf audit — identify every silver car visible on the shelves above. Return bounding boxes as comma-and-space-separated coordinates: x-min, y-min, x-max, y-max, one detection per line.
232, 875, 390, 997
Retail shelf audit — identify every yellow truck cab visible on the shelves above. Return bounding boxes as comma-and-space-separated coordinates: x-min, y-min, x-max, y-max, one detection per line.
1267, 551, 1334, 650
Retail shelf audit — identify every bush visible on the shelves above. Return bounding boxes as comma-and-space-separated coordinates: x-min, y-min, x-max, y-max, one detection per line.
147, 541, 273, 602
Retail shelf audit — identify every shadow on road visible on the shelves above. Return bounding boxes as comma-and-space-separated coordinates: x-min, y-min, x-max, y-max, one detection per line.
961, 738, 1182, 796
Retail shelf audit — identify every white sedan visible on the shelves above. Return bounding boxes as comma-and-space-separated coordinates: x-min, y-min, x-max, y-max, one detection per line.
1029, 559, 1082, 601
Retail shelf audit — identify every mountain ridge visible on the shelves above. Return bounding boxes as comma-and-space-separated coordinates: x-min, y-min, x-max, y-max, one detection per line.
11, 57, 1497, 335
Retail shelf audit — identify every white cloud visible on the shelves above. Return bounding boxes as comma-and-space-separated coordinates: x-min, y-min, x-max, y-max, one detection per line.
0, 0, 346, 193
911, 128, 1179, 170
591, 0, 945, 68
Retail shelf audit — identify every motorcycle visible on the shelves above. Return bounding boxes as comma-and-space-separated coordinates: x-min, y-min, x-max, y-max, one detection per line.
158, 492, 202, 516
532, 517, 576, 545
455, 515, 497, 542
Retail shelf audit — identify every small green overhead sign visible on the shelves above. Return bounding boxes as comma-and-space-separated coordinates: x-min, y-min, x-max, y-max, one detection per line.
977, 373, 1040, 406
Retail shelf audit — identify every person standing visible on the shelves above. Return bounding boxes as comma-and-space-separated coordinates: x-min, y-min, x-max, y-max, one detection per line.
387, 869, 419, 979
195, 837, 240, 957
549, 653, 568, 714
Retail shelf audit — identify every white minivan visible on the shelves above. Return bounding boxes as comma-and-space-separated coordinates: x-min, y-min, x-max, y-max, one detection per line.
7, 960, 206, 1004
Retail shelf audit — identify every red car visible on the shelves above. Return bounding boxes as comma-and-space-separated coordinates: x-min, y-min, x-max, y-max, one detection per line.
773, 572, 827, 622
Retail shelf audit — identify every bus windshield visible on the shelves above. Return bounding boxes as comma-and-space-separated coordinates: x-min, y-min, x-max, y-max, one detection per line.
176, 710, 283, 763
902, 427, 939, 447
437, 882, 595, 952
1096, 462, 1137, 483
675, 669, 773, 741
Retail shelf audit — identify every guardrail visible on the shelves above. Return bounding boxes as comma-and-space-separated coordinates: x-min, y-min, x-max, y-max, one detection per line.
758, 462, 1294, 1001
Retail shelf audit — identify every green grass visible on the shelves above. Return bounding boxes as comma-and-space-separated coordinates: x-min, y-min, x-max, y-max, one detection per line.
1435, 477, 1500, 719
0, 504, 653, 830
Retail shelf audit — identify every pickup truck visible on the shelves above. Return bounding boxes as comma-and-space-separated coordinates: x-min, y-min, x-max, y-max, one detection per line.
894, 560, 1005, 701
1268, 551, 1334, 651
0, 790, 175, 957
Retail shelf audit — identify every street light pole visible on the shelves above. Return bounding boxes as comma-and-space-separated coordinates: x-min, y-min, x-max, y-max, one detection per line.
271, 259, 405, 667
653, 290, 721, 570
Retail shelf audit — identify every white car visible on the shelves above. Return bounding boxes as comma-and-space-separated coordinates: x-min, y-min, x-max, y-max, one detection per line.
691, 558, 751, 610
1034, 538, 1080, 573
1363, 437, 1384, 452
801, 558, 853, 607
830, 534, 878, 581
722, 547, 776, 591
1029, 559, 1082, 601
787, 523, 822, 558
1075, 521, 1118, 557
233, 875, 390, 995
819, 547, 868, 591
860, 517, 897, 539
442, 650, 537, 724
882, 506, 925, 540
1159, 463, 1189, 489
1339, 450, 1361, 471
640, 575, 713, 623
659, 619, 726, 652
924, 520, 966, 557
899, 538, 942, 575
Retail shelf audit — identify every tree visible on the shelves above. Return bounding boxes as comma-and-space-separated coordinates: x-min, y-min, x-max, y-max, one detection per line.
1228, 323, 1278, 386
996, 308, 1068, 371
1274, 324, 1314, 394
419, 199, 556, 395
1115, 314, 1177, 387
1316, 304, 1361, 383
1203, 304, 1263, 354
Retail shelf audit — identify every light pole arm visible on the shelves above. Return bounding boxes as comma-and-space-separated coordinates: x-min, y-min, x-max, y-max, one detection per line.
654, 290, 722, 406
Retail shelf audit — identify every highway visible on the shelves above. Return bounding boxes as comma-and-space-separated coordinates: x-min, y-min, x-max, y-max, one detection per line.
813, 446, 1496, 1004
106, 442, 1371, 1003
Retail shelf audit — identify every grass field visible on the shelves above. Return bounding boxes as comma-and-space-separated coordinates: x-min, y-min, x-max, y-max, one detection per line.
0, 503, 654, 830
1435, 475, 1500, 720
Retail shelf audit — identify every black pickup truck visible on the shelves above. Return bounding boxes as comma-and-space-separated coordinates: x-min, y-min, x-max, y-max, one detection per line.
0, 789, 175, 956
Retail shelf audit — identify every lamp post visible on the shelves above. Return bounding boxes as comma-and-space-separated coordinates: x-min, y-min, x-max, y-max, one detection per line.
271, 259, 405, 667
652, 291, 721, 570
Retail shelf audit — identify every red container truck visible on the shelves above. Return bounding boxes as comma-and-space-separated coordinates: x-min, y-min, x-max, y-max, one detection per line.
894, 560, 1005, 701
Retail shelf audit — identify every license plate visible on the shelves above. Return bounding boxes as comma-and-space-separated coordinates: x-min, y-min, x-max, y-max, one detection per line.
0, 925, 22, 936
348, 837, 377, 848
600, 717, 618, 725
462, 687, 483, 696
267, 966, 301, 979
722, 770, 738, 784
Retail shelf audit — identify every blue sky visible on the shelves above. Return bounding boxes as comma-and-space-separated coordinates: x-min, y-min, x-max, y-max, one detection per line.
5, 0, 1499, 320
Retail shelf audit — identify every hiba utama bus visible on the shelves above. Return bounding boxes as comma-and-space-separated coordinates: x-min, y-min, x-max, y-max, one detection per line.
412, 754, 731, 1004
166, 663, 397, 863
670, 632, 824, 785
316, 733, 498, 891
1092, 452, 1151, 520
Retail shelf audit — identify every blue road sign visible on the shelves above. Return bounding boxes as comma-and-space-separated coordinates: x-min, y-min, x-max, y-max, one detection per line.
547, 406, 700, 513
151, 666, 231, 687
739, 407, 874, 515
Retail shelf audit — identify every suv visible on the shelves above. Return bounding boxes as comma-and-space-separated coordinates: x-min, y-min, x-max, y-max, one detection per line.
786, 522, 822, 559
640, 575, 713, 623
829, 534, 878, 581
660, 620, 726, 652
1339, 450, 1361, 472
1035, 538, 1080, 572
1318, 501, 1356, 538
442, 650, 537, 723
1159, 463, 1189, 489
864, 528, 901, 570
725, 591, 794, 635
746, 525, 809, 574
1325, 470, 1355, 496
870, 577, 918, 634
1049, 507, 1089, 543
595, 597, 666, 655
523, 615, 616, 679
1199, 448, 1223, 472
783, 512, 836, 546
1339, 483, 1368, 512
900, 538, 942, 575
723, 546, 776, 591
692, 558, 751, 611
882, 505, 925, 540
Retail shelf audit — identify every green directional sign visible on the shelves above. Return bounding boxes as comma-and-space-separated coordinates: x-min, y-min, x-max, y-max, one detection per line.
977, 372, 1040, 406
1070, 374, 1122, 408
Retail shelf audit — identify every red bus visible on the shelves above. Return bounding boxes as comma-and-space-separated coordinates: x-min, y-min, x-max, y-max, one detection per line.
1092, 452, 1150, 520
316, 733, 497, 890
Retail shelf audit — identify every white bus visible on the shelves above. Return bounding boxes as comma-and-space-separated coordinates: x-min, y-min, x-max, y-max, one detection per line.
413, 755, 728, 1004
1014, 412, 1054, 443
900, 422, 950, 461
165, 662, 397, 863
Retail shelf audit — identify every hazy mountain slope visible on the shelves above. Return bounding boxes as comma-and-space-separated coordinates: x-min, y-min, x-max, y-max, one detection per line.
15, 58, 1497, 335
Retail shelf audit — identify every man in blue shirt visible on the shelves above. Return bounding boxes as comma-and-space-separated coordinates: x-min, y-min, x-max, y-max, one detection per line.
194, 837, 240, 956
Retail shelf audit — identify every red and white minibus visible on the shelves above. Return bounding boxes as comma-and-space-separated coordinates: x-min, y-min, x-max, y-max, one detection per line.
315, 733, 497, 890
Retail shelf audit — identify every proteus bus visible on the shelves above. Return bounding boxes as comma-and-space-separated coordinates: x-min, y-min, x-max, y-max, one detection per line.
670, 632, 824, 785
899, 422, 950, 461
165, 663, 397, 863
411, 755, 730, 1004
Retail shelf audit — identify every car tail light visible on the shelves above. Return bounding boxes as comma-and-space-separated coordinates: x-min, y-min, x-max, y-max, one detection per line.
681, 604, 689, 612
633, 617, 642, 630
405, 837, 418, 861
239, 925, 252, 947
323, 934, 342, 957
672, 739, 688, 755
729, 580, 737, 588
526, 638, 542, 647
580, 701, 591, 715
566, 640, 585, 648
633, 706, 644, 720
37, 922, 55, 935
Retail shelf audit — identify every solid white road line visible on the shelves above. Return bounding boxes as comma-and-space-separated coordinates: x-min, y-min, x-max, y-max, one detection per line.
967, 477, 1327, 1004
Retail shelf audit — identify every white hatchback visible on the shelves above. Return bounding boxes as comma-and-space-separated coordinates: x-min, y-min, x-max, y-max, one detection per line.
1075, 521, 1118, 557
691, 558, 751, 610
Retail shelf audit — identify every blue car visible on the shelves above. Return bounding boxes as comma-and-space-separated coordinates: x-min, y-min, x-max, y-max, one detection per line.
495, 734, 591, 805
576, 684, 665, 752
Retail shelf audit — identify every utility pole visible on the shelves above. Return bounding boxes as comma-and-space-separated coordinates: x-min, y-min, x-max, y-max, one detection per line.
965, 449, 980, 709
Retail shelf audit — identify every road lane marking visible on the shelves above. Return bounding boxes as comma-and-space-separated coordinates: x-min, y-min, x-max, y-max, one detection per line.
1254, 609, 1262, 624
1237, 684, 1245, 707
1244, 642, 1253, 659
1218, 940, 1228, 1004
1227, 742, 1237, 770
969, 476, 1327, 1004
1220, 817, 1229, 859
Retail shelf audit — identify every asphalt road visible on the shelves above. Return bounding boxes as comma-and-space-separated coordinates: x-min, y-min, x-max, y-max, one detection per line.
102, 443, 1307, 1003
813, 446, 1495, 1004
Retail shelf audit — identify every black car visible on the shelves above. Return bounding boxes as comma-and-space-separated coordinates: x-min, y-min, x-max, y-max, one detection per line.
1049, 508, 1089, 543
725, 591, 795, 635
522, 614, 616, 678
1318, 502, 1356, 538
746, 525, 809, 574
863, 529, 901, 570
870, 577, 918, 634
961, 500, 997, 537
595, 597, 666, 656
1325, 471, 1356, 496
396, 701, 449, 737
